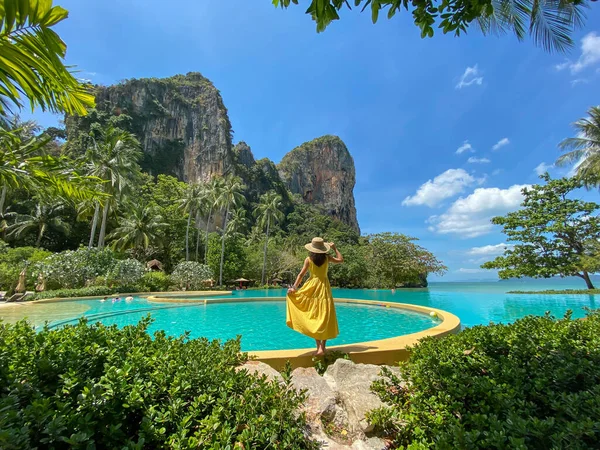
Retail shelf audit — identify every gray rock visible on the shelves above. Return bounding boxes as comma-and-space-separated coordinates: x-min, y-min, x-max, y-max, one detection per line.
278, 135, 360, 233
325, 359, 387, 433
351, 437, 387, 450
291, 367, 337, 420
236, 361, 283, 384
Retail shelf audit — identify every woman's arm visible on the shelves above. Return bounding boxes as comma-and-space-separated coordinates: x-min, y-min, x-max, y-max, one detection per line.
328, 242, 344, 264
288, 257, 310, 293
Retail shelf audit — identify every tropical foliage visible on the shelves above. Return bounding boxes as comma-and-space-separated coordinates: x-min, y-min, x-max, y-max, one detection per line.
0, 318, 318, 448
557, 106, 600, 188
0, 0, 94, 115
272, 0, 588, 52
369, 310, 600, 448
482, 175, 600, 289
171, 261, 213, 290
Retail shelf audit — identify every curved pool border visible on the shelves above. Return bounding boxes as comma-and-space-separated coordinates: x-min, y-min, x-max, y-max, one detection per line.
146, 295, 461, 370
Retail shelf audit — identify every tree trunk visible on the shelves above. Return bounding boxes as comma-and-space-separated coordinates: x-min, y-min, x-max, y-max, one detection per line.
261, 216, 270, 285
98, 203, 110, 249
219, 203, 230, 287
88, 202, 100, 249
36, 223, 46, 248
195, 211, 201, 261
204, 207, 212, 264
185, 210, 192, 261
582, 271, 595, 289
0, 183, 6, 214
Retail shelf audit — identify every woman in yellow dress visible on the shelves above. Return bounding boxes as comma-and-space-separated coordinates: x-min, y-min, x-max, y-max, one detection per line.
286, 237, 344, 355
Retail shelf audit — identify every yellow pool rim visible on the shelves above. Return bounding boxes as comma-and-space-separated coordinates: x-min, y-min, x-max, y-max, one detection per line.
145, 295, 461, 370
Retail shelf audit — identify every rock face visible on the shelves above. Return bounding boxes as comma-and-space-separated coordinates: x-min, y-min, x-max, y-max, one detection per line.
93, 72, 233, 182
278, 136, 360, 234
68, 73, 360, 230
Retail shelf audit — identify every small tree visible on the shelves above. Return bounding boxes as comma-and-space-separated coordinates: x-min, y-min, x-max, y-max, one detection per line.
367, 232, 446, 288
109, 259, 145, 286
171, 261, 213, 291
482, 175, 600, 289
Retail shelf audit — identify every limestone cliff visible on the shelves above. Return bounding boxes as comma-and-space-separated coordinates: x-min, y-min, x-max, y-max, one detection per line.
92, 72, 233, 182
278, 136, 359, 233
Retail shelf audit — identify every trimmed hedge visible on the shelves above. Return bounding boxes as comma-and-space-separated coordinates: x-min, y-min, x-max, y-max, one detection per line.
369, 310, 600, 449
0, 318, 318, 449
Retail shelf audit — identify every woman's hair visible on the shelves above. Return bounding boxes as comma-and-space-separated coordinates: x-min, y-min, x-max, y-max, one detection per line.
309, 252, 327, 267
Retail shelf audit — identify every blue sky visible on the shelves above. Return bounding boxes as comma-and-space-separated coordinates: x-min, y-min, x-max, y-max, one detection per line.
27, 1, 600, 281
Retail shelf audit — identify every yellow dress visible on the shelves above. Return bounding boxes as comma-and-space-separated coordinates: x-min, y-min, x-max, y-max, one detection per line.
286, 259, 339, 340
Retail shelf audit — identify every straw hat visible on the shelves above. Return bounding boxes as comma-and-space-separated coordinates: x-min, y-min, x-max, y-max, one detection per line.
304, 237, 331, 254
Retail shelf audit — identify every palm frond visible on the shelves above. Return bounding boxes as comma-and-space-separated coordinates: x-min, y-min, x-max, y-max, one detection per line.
0, 0, 94, 115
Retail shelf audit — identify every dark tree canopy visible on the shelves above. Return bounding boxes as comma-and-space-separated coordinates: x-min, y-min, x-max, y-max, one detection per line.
482, 175, 600, 289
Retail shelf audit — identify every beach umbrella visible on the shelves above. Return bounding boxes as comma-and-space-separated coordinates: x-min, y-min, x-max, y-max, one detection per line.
234, 277, 249, 289
15, 268, 26, 293
35, 273, 46, 292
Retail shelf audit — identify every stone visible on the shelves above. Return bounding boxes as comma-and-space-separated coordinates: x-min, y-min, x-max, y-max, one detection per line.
278, 135, 360, 233
291, 367, 337, 420
325, 359, 388, 434
351, 437, 387, 450
236, 360, 283, 384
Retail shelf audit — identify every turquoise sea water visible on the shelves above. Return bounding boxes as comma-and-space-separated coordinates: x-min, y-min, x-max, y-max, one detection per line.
11, 279, 598, 351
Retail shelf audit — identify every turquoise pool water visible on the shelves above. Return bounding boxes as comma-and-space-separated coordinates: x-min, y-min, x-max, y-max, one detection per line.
10, 280, 598, 351
48, 299, 437, 351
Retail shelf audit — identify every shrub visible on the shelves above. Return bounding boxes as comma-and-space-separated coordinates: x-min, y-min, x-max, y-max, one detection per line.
139, 271, 171, 292
109, 258, 145, 286
368, 310, 600, 449
0, 318, 318, 449
171, 261, 213, 290
0, 243, 51, 291
33, 286, 116, 300
35, 247, 118, 289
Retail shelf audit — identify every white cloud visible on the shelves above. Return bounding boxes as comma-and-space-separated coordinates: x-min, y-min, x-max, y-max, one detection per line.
534, 162, 554, 175
492, 137, 510, 151
492, 169, 503, 176
455, 65, 484, 89
467, 157, 491, 164
457, 268, 486, 274
467, 243, 513, 256
456, 140, 474, 154
555, 32, 600, 74
428, 184, 529, 238
571, 78, 589, 86
402, 169, 475, 208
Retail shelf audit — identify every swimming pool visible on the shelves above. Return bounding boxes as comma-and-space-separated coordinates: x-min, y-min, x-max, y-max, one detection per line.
45, 298, 438, 351
3, 281, 596, 351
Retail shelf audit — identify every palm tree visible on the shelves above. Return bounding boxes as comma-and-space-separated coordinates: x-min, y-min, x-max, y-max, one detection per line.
216, 175, 245, 286
86, 126, 141, 249
255, 191, 285, 285
7, 201, 70, 247
108, 204, 168, 258
557, 106, 600, 188
0, 0, 94, 115
227, 207, 248, 237
204, 177, 224, 264
180, 183, 205, 261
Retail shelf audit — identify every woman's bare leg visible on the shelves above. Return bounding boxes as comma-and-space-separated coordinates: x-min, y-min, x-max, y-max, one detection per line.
315, 340, 325, 356
322, 340, 327, 353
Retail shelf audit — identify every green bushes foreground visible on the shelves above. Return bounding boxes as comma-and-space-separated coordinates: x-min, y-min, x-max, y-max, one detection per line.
369, 310, 600, 449
0, 318, 317, 449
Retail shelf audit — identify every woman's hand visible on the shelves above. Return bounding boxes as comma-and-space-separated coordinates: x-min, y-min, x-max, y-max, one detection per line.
287, 286, 297, 294
328, 242, 336, 249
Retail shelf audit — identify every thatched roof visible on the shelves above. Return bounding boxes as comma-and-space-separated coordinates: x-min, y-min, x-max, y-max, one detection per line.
147, 259, 163, 270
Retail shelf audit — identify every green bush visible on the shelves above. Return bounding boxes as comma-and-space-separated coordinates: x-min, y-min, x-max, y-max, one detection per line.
33, 286, 117, 300
171, 261, 213, 290
369, 310, 600, 449
34, 247, 118, 289
0, 243, 51, 291
139, 271, 171, 292
108, 258, 145, 286
0, 318, 317, 449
